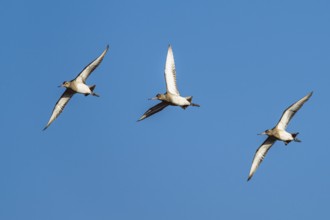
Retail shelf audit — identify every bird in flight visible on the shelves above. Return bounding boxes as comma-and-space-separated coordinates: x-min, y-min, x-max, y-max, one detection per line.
138, 45, 200, 121
247, 92, 313, 181
43, 45, 109, 130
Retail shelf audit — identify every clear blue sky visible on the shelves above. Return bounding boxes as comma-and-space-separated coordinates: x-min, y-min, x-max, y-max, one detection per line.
1, 0, 329, 219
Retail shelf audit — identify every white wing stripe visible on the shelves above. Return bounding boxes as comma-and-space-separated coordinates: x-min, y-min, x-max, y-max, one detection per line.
276, 92, 313, 130
75, 45, 109, 83
248, 137, 276, 181
44, 89, 75, 130
164, 45, 180, 95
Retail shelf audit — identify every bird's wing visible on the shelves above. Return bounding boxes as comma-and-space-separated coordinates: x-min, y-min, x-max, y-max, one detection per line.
247, 137, 276, 181
164, 45, 180, 95
75, 45, 109, 83
275, 92, 313, 130
138, 102, 170, 121
43, 89, 75, 130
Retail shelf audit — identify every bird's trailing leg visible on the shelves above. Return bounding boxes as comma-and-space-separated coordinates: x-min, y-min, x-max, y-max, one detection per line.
190, 103, 200, 107
292, 132, 301, 143
85, 85, 100, 97
181, 102, 200, 110
84, 92, 100, 97
185, 96, 200, 107
285, 133, 301, 145
91, 92, 100, 97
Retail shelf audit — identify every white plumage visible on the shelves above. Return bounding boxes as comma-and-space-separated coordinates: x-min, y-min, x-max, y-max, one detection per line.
164, 45, 180, 96
44, 45, 109, 130
138, 45, 199, 121
247, 92, 313, 181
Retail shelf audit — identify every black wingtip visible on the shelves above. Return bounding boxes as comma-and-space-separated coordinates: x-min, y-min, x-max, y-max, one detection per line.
43, 126, 48, 131
106, 44, 110, 50
247, 173, 254, 181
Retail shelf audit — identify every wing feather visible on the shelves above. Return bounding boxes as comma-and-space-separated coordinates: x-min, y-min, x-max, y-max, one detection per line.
276, 92, 313, 130
138, 102, 169, 121
164, 45, 180, 95
75, 45, 109, 83
43, 89, 75, 130
247, 137, 276, 181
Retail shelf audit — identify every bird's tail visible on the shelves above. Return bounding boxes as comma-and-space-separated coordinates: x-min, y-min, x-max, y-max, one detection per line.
186, 96, 200, 107
292, 132, 301, 142
86, 85, 100, 97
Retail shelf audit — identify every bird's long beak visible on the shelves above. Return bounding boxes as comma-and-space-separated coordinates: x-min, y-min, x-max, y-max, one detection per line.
258, 132, 266, 135
58, 85, 63, 88
148, 96, 158, 100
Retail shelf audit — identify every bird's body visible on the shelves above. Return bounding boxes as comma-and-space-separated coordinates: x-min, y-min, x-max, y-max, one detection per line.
157, 93, 191, 106
62, 81, 98, 97
263, 129, 296, 143
247, 92, 313, 181
43, 45, 109, 130
168, 94, 189, 106
138, 45, 199, 121
66, 81, 92, 95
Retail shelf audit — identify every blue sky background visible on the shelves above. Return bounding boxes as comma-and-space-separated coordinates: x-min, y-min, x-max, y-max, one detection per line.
1, 0, 329, 219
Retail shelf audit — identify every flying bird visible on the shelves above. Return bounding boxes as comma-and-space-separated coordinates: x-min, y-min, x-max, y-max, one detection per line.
43, 45, 109, 130
247, 92, 313, 181
138, 45, 200, 121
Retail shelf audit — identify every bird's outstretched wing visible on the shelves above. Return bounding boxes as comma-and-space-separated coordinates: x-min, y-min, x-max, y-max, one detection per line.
75, 45, 109, 83
164, 45, 180, 95
275, 92, 313, 130
43, 89, 75, 130
138, 102, 170, 122
247, 137, 276, 181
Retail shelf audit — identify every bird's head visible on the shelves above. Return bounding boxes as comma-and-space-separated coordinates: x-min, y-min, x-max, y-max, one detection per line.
149, 93, 166, 101
258, 129, 271, 136
60, 81, 70, 88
